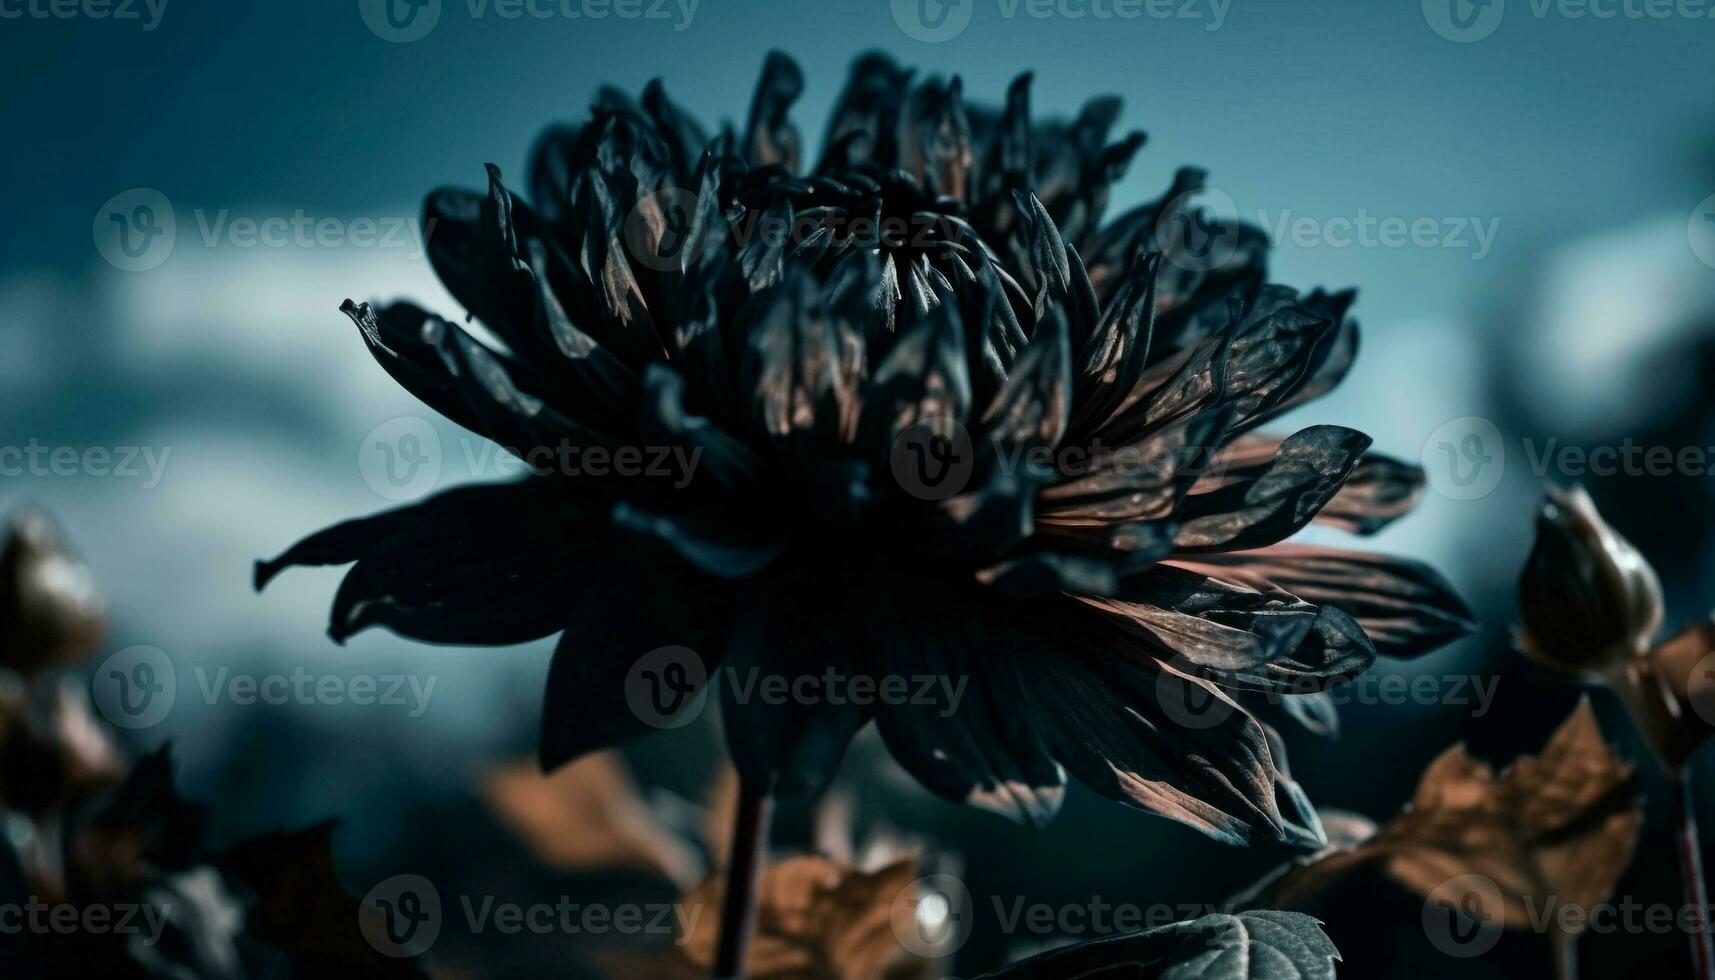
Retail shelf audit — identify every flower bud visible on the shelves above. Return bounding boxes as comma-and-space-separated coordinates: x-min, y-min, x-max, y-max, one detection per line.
1516, 484, 1662, 678
0, 509, 107, 679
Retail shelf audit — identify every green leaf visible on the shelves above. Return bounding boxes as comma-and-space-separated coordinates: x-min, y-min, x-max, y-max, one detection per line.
968, 910, 1339, 980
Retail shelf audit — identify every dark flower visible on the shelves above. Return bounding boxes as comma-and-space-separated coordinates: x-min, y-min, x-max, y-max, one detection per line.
1517, 485, 1714, 771
257, 52, 1474, 849
1517, 483, 1663, 677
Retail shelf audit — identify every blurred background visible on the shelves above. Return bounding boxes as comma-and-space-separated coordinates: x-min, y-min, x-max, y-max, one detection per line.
3, 0, 1714, 975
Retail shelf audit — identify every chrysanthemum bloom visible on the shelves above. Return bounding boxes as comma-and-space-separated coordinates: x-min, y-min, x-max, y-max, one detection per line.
258, 52, 1473, 849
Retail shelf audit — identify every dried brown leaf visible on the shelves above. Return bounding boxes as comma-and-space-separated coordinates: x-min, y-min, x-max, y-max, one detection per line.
1245, 698, 1640, 936
633, 856, 932, 980
483, 752, 701, 888
1639, 617, 1715, 767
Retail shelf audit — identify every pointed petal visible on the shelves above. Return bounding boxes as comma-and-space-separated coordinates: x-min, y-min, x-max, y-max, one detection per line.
1173, 426, 1372, 553
1188, 546, 1478, 660
743, 51, 804, 171
255, 482, 526, 591
325, 481, 594, 645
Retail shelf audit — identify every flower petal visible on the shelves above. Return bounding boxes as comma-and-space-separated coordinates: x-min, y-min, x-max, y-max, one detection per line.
1188, 545, 1478, 660
611, 502, 786, 579
855, 295, 971, 456
743, 51, 804, 171
337, 300, 486, 437
1315, 452, 1425, 535
323, 481, 596, 645
1088, 563, 1376, 692
719, 586, 871, 799
540, 548, 734, 771
1173, 426, 1371, 553
870, 593, 1067, 828
254, 482, 531, 591
816, 52, 914, 173
977, 304, 1072, 464
1202, 436, 1423, 536
1022, 631, 1310, 848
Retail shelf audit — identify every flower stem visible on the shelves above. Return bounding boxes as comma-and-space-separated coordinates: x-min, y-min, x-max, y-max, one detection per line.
712, 783, 773, 980
1550, 927, 1578, 980
1673, 770, 1715, 980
